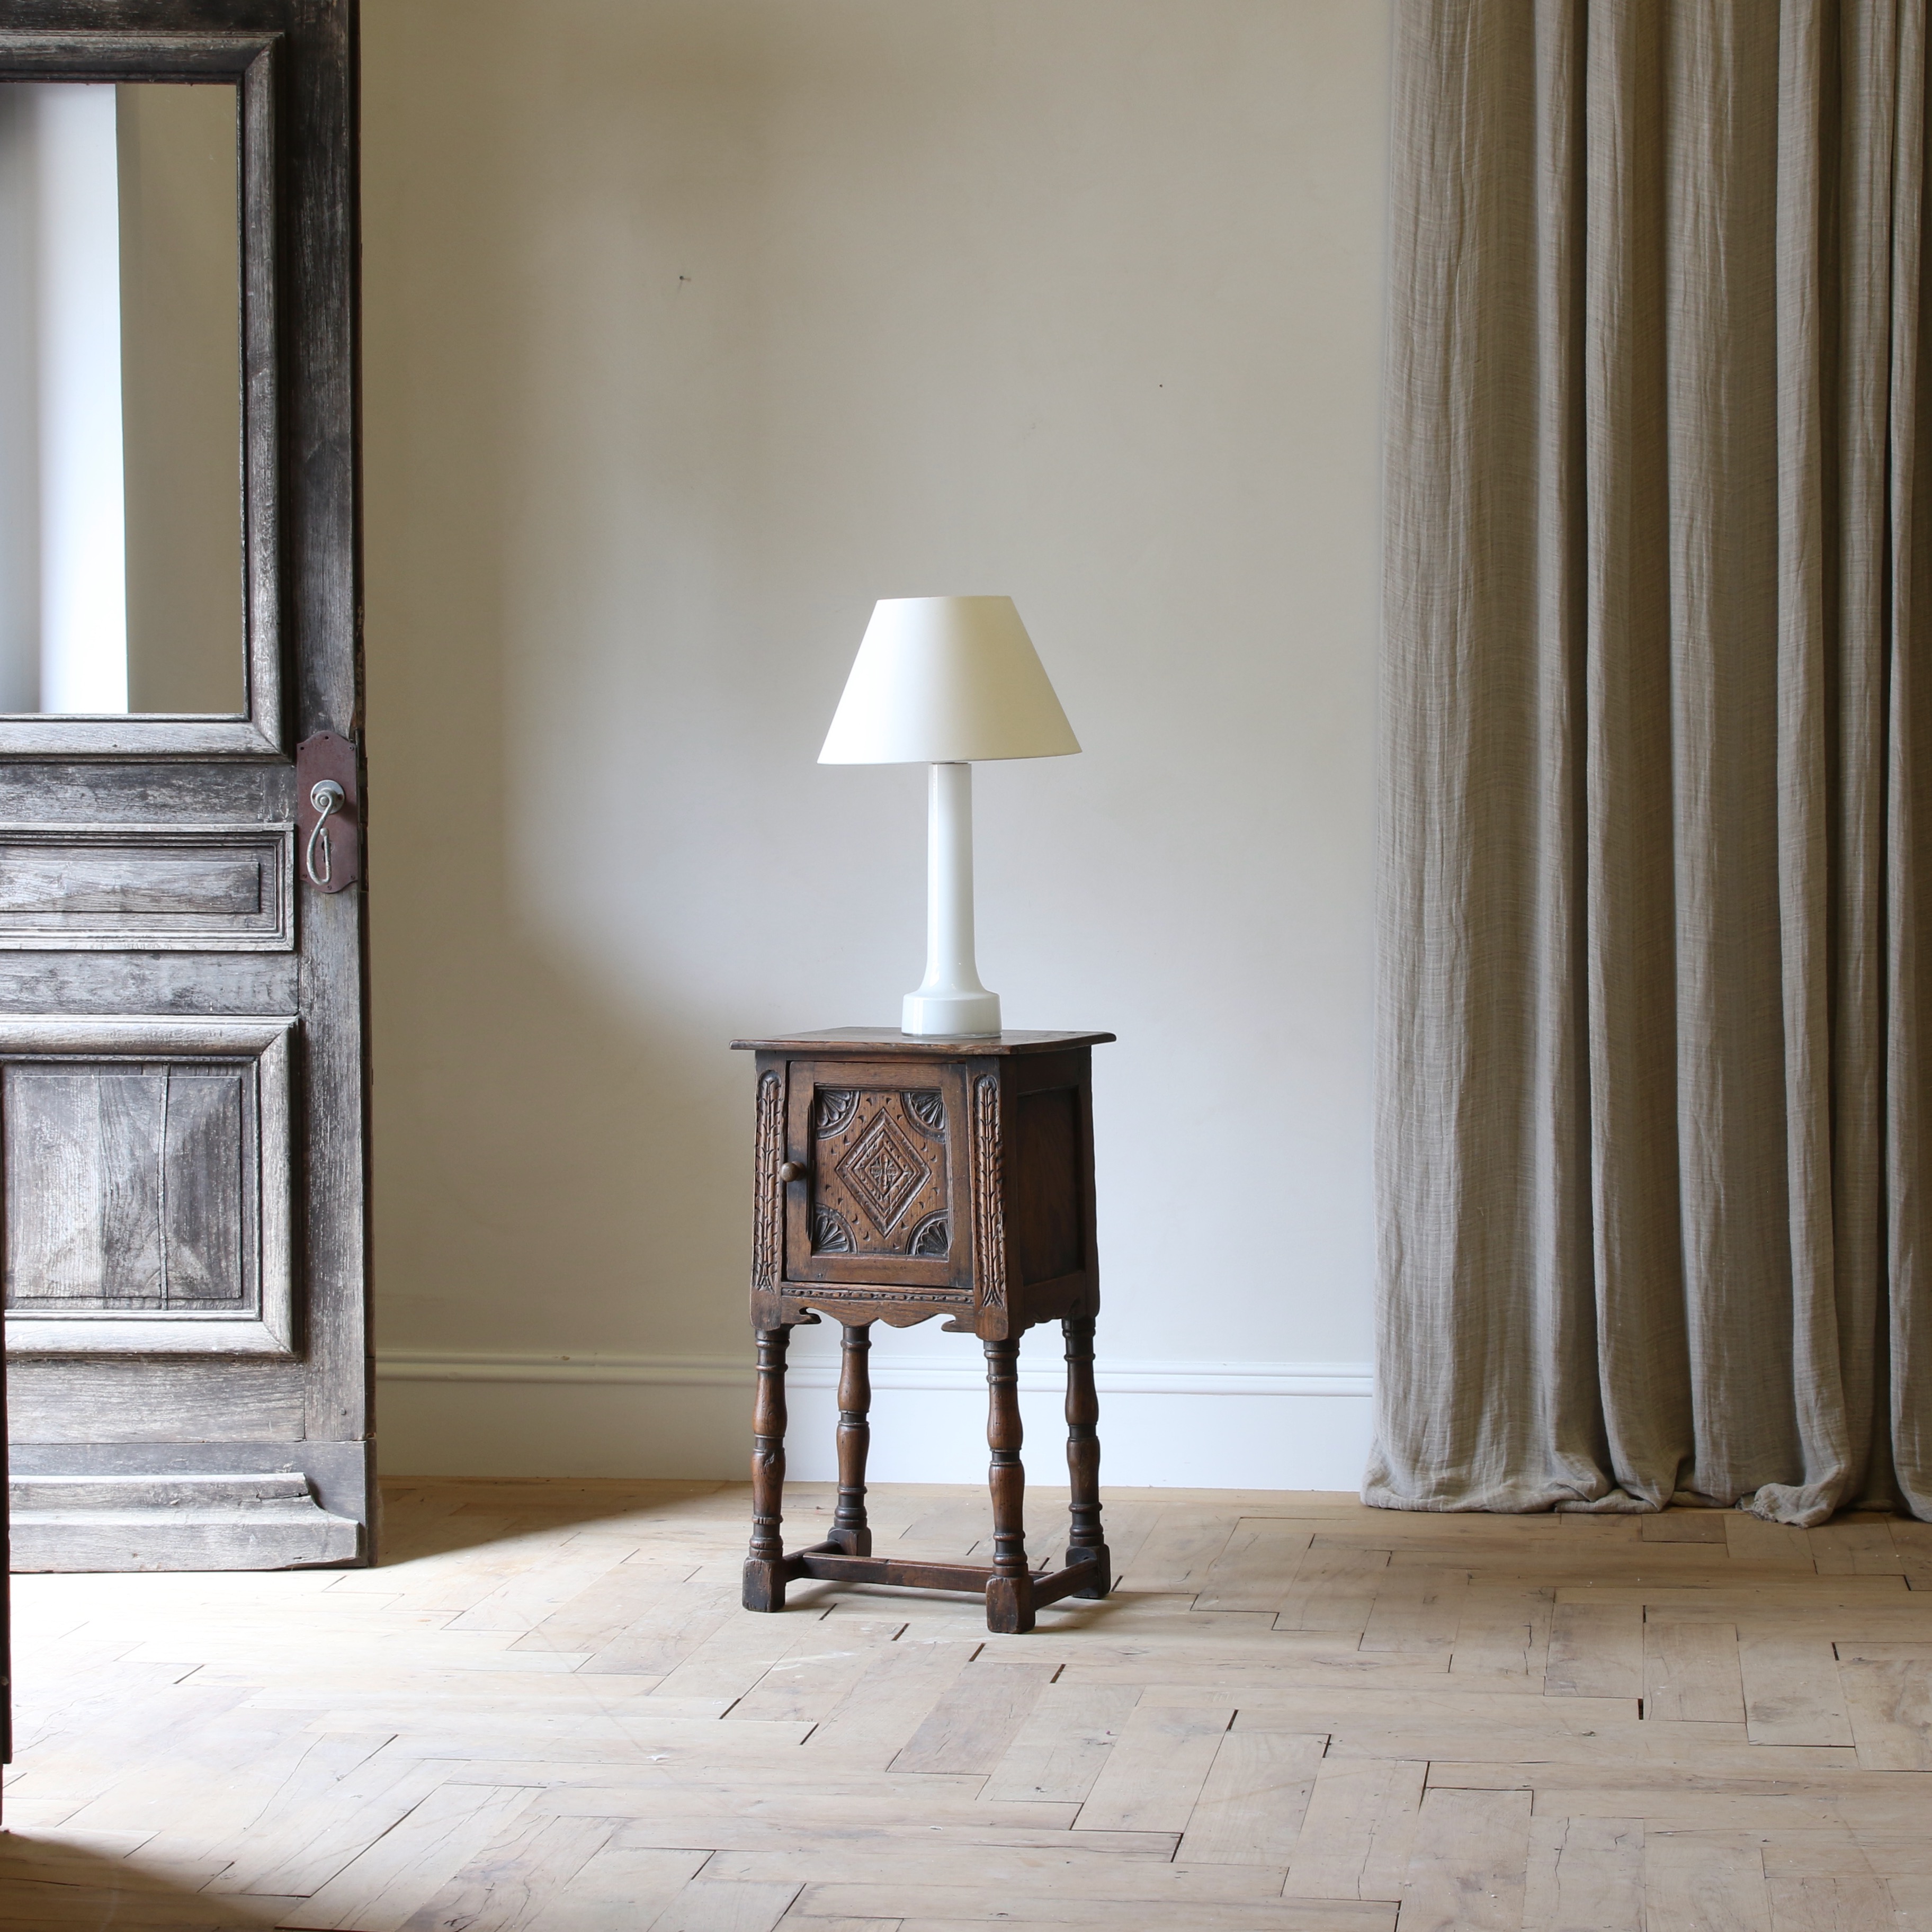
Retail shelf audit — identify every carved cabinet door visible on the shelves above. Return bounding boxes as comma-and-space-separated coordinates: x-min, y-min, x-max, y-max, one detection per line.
0, 1, 369, 1570
782, 1060, 974, 1301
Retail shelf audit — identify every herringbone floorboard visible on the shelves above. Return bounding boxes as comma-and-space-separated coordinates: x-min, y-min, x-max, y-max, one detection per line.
3, 1479, 1929, 1929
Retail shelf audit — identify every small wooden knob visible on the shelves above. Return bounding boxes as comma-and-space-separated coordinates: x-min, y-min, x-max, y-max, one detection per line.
779, 1161, 808, 1184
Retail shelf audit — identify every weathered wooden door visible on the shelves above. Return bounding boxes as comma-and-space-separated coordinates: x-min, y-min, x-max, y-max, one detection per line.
0, 0, 369, 1570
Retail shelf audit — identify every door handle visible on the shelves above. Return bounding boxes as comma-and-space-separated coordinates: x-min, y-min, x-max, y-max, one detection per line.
306, 781, 345, 885
295, 732, 361, 893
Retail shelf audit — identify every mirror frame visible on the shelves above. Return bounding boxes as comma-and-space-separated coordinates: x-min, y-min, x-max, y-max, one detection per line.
0, 33, 281, 753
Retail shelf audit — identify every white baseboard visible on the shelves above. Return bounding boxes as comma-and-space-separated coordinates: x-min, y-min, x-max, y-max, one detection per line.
373, 1348, 1374, 1490
374, 1348, 1373, 1398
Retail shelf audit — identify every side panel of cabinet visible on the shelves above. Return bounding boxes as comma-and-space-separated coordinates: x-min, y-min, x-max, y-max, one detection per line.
1009, 1084, 1083, 1286
997, 1049, 1099, 1329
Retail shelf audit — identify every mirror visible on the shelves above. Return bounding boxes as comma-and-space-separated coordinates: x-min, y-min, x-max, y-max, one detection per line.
0, 80, 243, 717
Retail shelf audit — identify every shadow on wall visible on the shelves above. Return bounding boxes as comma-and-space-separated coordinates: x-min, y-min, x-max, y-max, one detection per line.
357, 0, 1386, 1482
360, 1, 829, 1392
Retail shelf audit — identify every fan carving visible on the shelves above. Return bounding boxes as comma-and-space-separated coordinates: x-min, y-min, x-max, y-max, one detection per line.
811, 1205, 855, 1254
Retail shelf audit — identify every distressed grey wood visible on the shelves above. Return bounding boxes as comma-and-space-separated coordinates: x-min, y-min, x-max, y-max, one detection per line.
0, 824, 295, 949
283, 0, 370, 1458
8, 1470, 359, 1570
4, 1067, 244, 1306
0, 762, 294, 821
300, 888, 370, 1446
7, 1436, 371, 1526
0, 953, 301, 1015
1, 1017, 293, 1355
0, 1, 370, 1578
5, 1359, 307, 1440
1, 1218, 6, 1766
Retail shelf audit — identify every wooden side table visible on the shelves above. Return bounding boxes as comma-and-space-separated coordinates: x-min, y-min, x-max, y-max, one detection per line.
729, 1027, 1115, 1634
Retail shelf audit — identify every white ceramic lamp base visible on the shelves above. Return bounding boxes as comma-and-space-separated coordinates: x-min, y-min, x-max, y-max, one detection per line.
903, 988, 1002, 1035
903, 761, 1001, 1037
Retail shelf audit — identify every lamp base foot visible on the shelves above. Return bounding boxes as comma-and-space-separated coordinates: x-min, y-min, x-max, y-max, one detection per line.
903, 988, 1001, 1036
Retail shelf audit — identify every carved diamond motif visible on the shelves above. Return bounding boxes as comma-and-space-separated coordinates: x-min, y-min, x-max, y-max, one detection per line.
835, 1109, 931, 1235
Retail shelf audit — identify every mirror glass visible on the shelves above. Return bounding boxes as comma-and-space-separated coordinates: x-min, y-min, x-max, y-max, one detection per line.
0, 81, 244, 717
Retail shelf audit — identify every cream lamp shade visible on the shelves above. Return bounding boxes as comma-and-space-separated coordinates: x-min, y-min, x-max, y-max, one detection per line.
817, 595, 1079, 1037
819, 596, 1080, 765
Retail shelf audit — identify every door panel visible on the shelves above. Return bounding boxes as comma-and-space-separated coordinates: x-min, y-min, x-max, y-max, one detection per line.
810, 1084, 947, 1257
783, 1059, 972, 1295
0, 824, 296, 949
0, 2, 368, 1577
2, 1016, 293, 1356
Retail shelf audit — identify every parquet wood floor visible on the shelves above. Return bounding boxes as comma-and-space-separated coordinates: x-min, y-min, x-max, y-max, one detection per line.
3, 1479, 1930, 1929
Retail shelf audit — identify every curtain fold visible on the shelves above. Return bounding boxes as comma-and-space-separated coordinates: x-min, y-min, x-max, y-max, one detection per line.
1371, 0, 1932, 1525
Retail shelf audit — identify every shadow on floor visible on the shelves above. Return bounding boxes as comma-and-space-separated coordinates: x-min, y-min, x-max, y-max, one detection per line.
0, 1830, 289, 1929
366, 1478, 1141, 1633
372, 1473, 743, 1563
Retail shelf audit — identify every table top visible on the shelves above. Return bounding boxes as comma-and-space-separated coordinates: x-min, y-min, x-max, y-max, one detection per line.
731, 1026, 1116, 1058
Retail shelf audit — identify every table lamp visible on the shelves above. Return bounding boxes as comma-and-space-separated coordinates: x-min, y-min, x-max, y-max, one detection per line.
820, 596, 1080, 1036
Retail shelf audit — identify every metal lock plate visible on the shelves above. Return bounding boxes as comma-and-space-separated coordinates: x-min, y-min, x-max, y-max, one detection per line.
294, 731, 361, 893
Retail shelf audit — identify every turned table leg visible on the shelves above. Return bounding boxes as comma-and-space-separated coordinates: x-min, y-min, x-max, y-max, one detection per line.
743, 1325, 791, 1611
1062, 1314, 1111, 1597
983, 1334, 1035, 1633
830, 1322, 874, 1555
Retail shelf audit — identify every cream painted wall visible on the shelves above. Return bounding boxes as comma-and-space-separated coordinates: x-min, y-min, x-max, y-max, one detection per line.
362, 0, 1389, 1484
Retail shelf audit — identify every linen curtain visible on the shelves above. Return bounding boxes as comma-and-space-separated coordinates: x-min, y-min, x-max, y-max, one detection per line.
1370, 0, 1932, 1525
